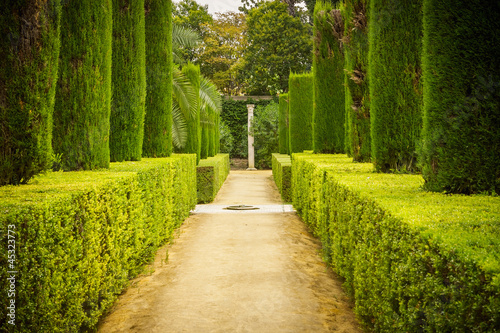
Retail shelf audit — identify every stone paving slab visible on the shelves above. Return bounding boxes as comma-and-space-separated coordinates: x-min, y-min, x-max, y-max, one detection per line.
191, 204, 295, 214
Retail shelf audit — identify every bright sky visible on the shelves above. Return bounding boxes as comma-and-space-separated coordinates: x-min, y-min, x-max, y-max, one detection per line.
194, 0, 242, 14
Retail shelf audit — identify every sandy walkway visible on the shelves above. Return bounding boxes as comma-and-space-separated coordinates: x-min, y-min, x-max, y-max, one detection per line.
98, 171, 363, 332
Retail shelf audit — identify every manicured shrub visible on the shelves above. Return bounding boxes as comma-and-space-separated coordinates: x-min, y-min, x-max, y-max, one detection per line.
52, 0, 112, 171
221, 98, 275, 158
110, 0, 147, 162
181, 63, 201, 164
197, 153, 230, 203
219, 120, 234, 154
368, 0, 423, 172
313, 2, 345, 154
200, 125, 209, 160
143, 0, 173, 157
342, 0, 371, 162
288, 73, 314, 154
0, 0, 61, 185
251, 101, 279, 169
0, 155, 196, 332
272, 153, 292, 202
292, 153, 500, 332
420, 0, 500, 194
278, 94, 289, 154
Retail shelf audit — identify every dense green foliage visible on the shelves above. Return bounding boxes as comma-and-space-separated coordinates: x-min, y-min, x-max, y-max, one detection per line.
420, 0, 500, 194
368, 0, 423, 172
220, 98, 274, 158
0, 0, 61, 185
251, 101, 279, 169
53, 0, 112, 170
292, 153, 500, 332
271, 153, 292, 202
313, 2, 345, 154
278, 94, 289, 154
181, 63, 201, 164
0, 155, 196, 332
342, 0, 371, 162
243, 1, 312, 95
143, 0, 173, 157
110, 0, 146, 162
288, 73, 314, 153
197, 154, 230, 203
219, 120, 234, 154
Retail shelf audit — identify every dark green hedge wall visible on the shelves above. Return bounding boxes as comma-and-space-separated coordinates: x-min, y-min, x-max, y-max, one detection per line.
368, 0, 423, 172
288, 73, 314, 154
143, 0, 173, 158
110, 0, 147, 162
313, 2, 345, 154
220, 98, 274, 158
0, 0, 61, 185
200, 124, 209, 160
420, 0, 500, 194
52, 0, 112, 171
181, 63, 201, 164
343, 0, 371, 162
278, 94, 289, 154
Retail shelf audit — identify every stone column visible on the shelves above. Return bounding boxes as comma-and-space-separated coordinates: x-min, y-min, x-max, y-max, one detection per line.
247, 104, 257, 170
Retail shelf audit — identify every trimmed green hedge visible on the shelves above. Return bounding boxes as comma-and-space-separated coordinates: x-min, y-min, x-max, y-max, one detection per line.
342, 0, 371, 162
0, 0, 61, 185
420, 0, 500, 194
368, 0, 423, 172
53, 0, 112, 170
278, 94, 289, 154
197, 153, 230, 203
0, 155, 196, 332
110, 0, 146, 162
313, 2, 345, 154
181, 63, 201, 164
272, 153, 292, 203
143, 0, 173, 158
292, 153, 500, 332
288, 73, 314, 154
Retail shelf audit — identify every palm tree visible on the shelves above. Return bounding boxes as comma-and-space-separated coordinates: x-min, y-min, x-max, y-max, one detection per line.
171, 24, 222, 151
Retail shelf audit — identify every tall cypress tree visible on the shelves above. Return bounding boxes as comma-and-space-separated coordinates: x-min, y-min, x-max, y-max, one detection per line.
181, 63, 201, 164
420, 0, 500, 194
279, 93, 289, 154
343, 0, 371, 162
369, 0, 423, 172
0, 0, 61, 185
143, 0, 173, 157
289, 73, 314, 154
110, 0, 146, 162
53, 0, 113, 170
313, 2, 345, 154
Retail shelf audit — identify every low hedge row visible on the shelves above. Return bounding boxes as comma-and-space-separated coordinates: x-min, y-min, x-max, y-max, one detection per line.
0, 155, 196, 332
197, 154, 230, 203
271, 153, 292, 203
292, 153, 500, 332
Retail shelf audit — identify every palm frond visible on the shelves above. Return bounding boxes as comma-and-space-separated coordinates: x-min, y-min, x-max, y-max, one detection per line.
172, 104, 188, 149
172, 24, 201, 64
199, 75, 222, 123
173, 66, 197, 120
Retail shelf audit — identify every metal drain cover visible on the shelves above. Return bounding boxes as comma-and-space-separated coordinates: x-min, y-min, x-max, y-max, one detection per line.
223, 205, 260, 211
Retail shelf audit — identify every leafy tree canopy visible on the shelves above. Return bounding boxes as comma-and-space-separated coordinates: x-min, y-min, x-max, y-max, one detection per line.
198, 12, 247, 95
173, 0, 213, 34
243, 0, 312, 95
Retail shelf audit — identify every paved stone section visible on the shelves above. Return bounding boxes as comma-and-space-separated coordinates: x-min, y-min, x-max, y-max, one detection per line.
98, 170, 363, 333
192, 204, 295, 214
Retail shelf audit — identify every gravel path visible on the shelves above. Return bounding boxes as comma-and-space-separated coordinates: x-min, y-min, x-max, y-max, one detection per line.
98, 171, 363, 333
